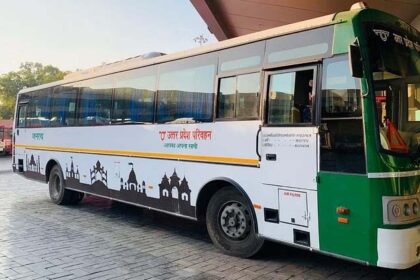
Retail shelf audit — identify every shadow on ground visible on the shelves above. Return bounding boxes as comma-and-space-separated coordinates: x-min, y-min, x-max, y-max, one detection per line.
69, 195, 420, 279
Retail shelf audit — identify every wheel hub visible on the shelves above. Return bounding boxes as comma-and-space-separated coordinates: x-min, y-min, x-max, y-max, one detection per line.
219, 202, 250, 240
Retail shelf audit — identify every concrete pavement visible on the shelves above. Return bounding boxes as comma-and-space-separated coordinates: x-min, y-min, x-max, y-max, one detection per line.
0, 156, 419, 279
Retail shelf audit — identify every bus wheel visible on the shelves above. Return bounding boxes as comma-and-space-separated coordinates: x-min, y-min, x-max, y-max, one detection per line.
206, 187, 264, 258
48, 165, 74, 205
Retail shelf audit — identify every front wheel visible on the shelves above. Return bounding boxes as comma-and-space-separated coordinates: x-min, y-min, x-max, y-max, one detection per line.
206, 187, 264, 257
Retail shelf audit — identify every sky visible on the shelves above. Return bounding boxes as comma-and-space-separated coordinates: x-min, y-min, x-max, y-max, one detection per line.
0, 0, 216, 74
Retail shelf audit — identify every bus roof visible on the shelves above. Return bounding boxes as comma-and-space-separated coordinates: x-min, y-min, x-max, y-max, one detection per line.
19, 8, 364, 94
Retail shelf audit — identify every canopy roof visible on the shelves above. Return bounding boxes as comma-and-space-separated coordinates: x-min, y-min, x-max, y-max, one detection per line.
191, 0, 420, 40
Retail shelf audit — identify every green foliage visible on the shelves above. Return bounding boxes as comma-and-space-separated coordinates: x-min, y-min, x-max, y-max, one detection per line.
0, 62, 67, 120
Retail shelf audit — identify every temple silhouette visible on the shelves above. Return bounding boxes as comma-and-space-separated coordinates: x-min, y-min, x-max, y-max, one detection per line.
25, 154, 44, 181
159, 170, 192, 214
63, 159, 196, 217
65, 158, 80, 188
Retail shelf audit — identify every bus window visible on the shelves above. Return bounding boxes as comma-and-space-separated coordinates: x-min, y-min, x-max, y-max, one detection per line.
407, 83, 420, 122
26, 89, 51, 128
78, 77, 113, 126
217, 77, 236, 118
265, 26, 333, 67
266, 69, 314, 125
51, 86, 78, 127
217, 73, 260, 120
321, 58, 361, 118
374, 82, 420, 154
16, 104, 27, 128
320, 55, 365, 174
157, 54, 216, 124
236, 73, 260, 118
113, 67, 156, 124
219, 41, 264, 73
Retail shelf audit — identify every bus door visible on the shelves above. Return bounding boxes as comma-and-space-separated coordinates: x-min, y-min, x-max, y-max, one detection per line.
259, 65, 319, 227
14, 101, 28, 172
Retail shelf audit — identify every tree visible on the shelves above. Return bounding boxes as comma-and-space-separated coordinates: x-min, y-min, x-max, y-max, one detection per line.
0, 62, 68, 119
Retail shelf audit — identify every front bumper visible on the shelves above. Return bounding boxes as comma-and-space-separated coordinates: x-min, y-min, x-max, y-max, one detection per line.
377, 225, 420, 269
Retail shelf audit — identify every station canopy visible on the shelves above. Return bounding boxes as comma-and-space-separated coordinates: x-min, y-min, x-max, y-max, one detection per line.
191, 0, 420, 40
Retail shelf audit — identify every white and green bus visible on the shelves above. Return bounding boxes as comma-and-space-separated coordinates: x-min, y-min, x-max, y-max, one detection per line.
13, 3, 420, 269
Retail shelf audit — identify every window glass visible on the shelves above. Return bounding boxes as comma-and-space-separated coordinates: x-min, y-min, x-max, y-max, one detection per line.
113, 67, 156, 124
217, 73, 261, 119
367, 23, 420, 156
320, 56, 365, 174
51, 85, 78, 127
17, 104, 27, 128
322, 56, 361, 117
268, 43, 329, 63
219, 41, 264, 73
374, 82, 420, 154
265, 26, 333, 66
267, 73, 295, 124
407, 83, 420, 122
78, 77, 113, 126
267, 69, 314, 125
217, 77, 236, 118
26, 89, 51, 128
157, 54, 216, 123
236, 73, 260, 118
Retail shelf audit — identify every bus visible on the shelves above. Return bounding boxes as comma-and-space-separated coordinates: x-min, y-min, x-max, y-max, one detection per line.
12, 3, 420, 269
0, 124, 12, 156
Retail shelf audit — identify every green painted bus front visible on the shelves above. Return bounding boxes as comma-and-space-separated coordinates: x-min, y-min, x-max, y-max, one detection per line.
319, 9, 420, 267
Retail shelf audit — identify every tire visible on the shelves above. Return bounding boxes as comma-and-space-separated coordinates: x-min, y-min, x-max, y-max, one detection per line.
206, 187, 264, 258
48, 165, 76, 205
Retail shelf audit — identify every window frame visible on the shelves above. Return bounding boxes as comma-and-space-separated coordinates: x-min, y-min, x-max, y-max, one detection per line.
404, 79, 420, 124
215, 71, 263, 121
264, 26, 333, 70
16, 102, 28, 129
26, 89, 52, 128
77, 78, 114, 127
320, 55, 363, 119
111, 66, 157, 125
262, 64, 319, 127
218, 41, 265, 75
50, 85, 79, 128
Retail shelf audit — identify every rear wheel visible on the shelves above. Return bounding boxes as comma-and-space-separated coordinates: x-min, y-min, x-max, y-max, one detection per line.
49, 165, 82, 205
206, 187, 264, 257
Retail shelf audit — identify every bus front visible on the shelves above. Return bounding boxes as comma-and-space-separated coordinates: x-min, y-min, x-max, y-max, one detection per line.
357, 10, 420, 269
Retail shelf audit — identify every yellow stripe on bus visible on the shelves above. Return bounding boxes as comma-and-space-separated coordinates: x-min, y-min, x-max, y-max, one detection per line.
15, 144, 260, 167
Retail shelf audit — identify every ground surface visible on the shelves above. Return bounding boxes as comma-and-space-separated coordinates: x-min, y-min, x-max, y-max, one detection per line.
0, 156, 419, 280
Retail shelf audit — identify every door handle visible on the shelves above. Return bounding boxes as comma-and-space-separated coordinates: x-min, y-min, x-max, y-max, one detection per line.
266, 154, 277, 161
256, 125, 261, 161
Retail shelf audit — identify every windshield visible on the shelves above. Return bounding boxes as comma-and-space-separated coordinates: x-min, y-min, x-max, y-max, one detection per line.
367, 23, 420, 155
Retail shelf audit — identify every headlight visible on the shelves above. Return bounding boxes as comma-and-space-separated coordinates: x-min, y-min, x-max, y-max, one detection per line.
413, 202, 419, 215
383, 195, 420, 225
392, 204, 401, 217
403, 203, 411, 216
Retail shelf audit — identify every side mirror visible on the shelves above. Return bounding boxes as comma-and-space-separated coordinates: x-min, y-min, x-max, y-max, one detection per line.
349, 42, 363, 78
